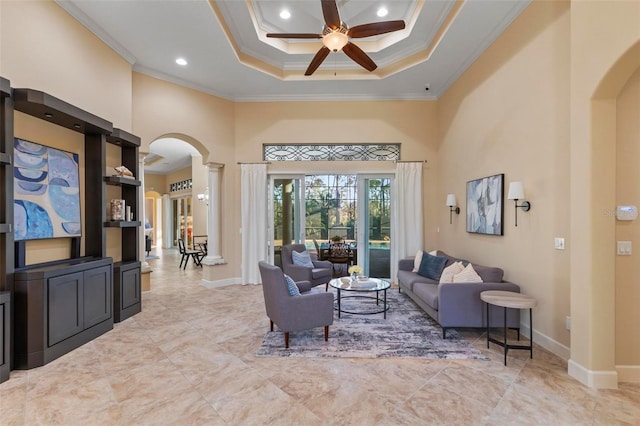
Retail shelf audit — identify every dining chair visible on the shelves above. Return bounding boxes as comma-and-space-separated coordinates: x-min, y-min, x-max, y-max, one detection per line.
177, 238, 204, 269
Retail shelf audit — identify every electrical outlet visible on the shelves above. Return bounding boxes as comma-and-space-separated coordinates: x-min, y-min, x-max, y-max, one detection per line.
565, 316, 571, 330
554, 237, 565, 250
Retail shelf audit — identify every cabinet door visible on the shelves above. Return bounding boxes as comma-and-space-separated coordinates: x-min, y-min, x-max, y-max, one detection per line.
48, 272, 84, 346
120, 267, 140, 310
83, 266, 112, 329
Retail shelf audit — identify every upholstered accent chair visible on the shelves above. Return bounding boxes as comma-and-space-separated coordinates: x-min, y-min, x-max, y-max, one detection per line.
281, 244, 333, 290
258, 261, 334, 348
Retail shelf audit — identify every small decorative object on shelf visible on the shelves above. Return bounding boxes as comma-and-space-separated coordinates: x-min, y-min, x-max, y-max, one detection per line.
111, 199, 125, 221
113, 165, 134, 179
348, 264, 362, 281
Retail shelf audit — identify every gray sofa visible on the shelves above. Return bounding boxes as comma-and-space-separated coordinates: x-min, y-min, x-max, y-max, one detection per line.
397, 251, 520, 338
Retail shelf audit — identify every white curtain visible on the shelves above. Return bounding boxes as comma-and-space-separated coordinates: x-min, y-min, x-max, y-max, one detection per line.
241, 164, 268, 284
391, 162, 423, 282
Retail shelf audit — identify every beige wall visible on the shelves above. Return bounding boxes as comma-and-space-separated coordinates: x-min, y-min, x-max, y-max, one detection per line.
1, 0, 133, 265
615, 68, 640, 366
234, 100, 439, 252
569, 0, 640, 383
0, 0, 132, 130
437, 1, 571, 348
144, 173, 167, 195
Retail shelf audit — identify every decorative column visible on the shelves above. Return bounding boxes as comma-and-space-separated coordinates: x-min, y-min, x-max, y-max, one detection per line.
202, 162, 225, 265
138, 153, 151, 273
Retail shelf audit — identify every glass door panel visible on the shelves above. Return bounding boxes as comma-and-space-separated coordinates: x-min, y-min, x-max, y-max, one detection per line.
270, 177, 304, 266
358, 176, 392, 279
171, 196, 193, 248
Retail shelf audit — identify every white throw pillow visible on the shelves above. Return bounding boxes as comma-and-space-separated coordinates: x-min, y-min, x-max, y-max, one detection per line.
412, 250, 424, 272
291, 250, 314, 268
439, 261, 465, 283
452, 263, 483, 283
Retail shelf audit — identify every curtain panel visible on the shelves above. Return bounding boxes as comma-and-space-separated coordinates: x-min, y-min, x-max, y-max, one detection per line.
241, 164, 268, 284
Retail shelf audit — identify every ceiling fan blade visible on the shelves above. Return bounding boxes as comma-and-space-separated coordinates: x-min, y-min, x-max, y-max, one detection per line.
348, 20, 406, 38
266, 33, 323, 39
342, 42, 377, 72
305, 46, 331, 76
321, 0, 341, 30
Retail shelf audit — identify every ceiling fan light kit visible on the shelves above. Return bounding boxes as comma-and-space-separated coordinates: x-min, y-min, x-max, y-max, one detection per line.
266, 0, 405, 76
322, 27, 349, 52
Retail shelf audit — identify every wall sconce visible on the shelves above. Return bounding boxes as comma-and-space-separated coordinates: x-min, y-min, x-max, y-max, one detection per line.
446, 194, 460, 224
507, 182, 531, 226
197, 191, 209, 205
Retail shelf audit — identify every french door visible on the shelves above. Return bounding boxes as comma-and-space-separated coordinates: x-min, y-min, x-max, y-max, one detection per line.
269, 174, 393, 278
171, 196, 192, 248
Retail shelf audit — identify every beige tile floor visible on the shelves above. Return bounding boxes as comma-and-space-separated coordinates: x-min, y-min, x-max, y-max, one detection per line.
1, 250, 639, 425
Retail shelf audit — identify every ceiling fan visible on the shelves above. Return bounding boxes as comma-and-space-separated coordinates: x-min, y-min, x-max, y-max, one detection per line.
266, 0, 406, 76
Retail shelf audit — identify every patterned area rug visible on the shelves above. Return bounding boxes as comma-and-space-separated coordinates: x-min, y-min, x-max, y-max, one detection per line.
256, 289, 489, 360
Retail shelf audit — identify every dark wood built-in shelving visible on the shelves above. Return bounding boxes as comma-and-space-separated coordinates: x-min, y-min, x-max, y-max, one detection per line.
12, 89, 112, 135
2, 80, 144, 374
0, 77, 14, 381
104, 221, 142, 228
104, 176, 141, 186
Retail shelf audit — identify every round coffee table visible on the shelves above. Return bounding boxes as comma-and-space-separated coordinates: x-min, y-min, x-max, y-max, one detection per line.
329, 277, 391, 319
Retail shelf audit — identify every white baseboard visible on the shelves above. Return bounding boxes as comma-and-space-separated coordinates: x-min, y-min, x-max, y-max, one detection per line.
519, 321, 570, 361
616, 365, 640, 383
200, 277, 241, 289
568, 359, 619, 389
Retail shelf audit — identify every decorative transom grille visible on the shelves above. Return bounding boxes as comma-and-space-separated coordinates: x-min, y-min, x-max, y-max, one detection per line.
169, 179, 192, 192
263, 144, 400, 161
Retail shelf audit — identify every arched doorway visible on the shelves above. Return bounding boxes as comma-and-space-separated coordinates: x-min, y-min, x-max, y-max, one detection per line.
145, 136, 208, 251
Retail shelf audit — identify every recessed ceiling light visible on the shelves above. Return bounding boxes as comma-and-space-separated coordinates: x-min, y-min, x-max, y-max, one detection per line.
377, 7, 388, 17
280, 9, 291, 19
175, 57, 188, 66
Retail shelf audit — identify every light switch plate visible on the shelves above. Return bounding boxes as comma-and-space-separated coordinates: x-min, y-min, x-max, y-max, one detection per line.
617, 241, 632, 255
554, 237, 565, 250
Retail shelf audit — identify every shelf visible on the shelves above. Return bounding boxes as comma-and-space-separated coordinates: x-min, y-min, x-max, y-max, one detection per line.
0, 224, 10, 234
104, 221, 141, 228
13, 88, 112, 135
104, 176, 141, 186
107, 128, 140, 149
0, 152, 10, 165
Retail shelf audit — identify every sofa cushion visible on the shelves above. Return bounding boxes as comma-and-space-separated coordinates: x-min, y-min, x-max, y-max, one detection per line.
397, 270, 435, 291
453, 263, 483, 283
417, 252, 448, 280
439, 261, 465, 283
292, 250, 314, 268
413, 283, 439, 310
471, 263, 504, 282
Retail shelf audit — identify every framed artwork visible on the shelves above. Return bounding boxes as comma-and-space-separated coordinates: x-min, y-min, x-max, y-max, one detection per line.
13, 138, 81, 240
466, 173, 504, 236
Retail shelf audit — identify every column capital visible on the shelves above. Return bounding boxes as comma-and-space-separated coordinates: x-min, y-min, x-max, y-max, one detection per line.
206, 162, 224, 170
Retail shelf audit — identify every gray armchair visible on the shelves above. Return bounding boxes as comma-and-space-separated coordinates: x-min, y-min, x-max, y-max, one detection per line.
281, 244, 333, 290
258, 262, 334, 348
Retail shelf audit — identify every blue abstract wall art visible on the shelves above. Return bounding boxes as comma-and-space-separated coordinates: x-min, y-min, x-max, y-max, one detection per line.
14, 138, 81, 240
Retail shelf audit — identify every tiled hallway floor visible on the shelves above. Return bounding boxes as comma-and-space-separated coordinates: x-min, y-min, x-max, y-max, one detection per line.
1, 250, 639, 425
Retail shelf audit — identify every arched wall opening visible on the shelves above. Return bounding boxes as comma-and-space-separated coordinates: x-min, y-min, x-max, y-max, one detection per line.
145, 134, 209, 251
589, 41, 640, 383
